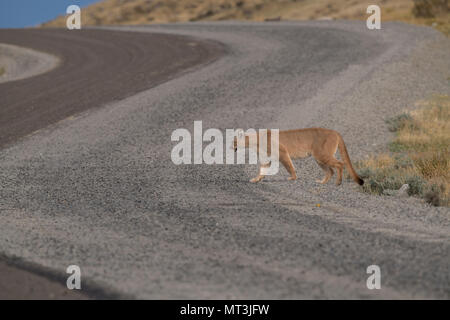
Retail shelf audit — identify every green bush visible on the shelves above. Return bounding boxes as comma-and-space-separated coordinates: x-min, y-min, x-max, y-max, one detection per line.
405, 175, 425, 196
424, 184, 442, 206
356, 165, 426, 198
385, 113, 416, 132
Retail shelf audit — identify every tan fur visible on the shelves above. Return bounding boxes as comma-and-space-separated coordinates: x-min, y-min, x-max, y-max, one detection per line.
233, 128, 364, 186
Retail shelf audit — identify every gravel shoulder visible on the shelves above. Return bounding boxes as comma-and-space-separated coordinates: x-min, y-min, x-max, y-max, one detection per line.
0, 22, 449, 299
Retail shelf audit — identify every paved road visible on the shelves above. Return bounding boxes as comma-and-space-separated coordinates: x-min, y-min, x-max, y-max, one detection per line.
0, 22, 449, 299
0, 29, 222, 148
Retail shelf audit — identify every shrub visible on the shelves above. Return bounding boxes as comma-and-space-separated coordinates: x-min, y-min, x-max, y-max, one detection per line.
405, 175, 425, 196
424, 184, 443, 206
412, 0, 449, 18
385, 113, 415, 132
356, 95, 449, 207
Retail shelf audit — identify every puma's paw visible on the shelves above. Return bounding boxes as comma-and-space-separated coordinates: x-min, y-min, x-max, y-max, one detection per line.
316, 179, 326, 184
250, 177, 261, 183
288, 176, 297, 181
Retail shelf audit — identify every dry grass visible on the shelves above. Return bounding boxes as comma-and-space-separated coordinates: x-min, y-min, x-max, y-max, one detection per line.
355, 95, 450, 206
41, 0, 450, 35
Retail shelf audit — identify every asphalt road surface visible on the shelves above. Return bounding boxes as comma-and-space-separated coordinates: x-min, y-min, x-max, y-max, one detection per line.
0, 22, 449, 299
0, 29, 222, 148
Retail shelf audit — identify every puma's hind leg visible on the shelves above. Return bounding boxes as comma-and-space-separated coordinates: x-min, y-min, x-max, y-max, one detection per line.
312, 136, 343, 185
325, 157, 344, 185
313, 153, 343, 185
315, 161, 334, 184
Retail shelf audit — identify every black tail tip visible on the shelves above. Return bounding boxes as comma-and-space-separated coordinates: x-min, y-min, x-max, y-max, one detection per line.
358, 178, 364, 186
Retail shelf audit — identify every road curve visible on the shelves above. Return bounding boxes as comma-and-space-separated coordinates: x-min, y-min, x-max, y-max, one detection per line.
0, 22, 449, 299
0, 43, 59, 84
0, 29, 223, 148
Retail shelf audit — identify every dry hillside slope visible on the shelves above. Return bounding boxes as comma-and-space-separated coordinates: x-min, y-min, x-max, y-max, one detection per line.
42, 0, 449, 34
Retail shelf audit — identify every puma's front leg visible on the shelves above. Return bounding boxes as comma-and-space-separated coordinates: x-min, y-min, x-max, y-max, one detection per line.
250, 175, 265, 183
250, 163, 269, 183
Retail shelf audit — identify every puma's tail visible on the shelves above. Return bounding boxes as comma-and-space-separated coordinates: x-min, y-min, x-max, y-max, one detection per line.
337, 134, 364, 185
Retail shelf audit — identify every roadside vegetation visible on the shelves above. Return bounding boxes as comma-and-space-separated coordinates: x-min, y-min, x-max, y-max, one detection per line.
354, 95, 449, 206
42, 0, 449, 36
410, 0, 450, 35
0, 66, 5, 77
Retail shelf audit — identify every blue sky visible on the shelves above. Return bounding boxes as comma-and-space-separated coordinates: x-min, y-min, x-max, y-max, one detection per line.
0, 0, 101, 28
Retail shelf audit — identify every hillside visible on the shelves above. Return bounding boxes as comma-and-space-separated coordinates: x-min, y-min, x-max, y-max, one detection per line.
41, 0, 449, 35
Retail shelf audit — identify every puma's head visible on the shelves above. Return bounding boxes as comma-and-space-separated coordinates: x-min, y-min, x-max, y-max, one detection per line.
232, 130, 263, 153
232, 136, 242, 152
232, 129, 245, 152
232, 134, 252, 152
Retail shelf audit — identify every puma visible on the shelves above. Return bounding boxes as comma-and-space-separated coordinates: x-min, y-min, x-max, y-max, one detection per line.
233, 128, 364, 186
